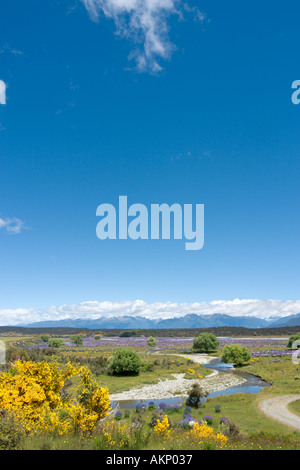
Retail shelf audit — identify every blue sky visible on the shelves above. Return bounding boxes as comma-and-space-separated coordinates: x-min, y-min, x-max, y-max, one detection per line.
0, 0, 299, 324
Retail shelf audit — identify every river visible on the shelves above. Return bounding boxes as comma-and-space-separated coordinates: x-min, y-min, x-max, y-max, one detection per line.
112, 357, 271, 409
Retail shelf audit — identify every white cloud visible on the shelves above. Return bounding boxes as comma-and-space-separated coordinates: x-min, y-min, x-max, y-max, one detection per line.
0, 45, 23, 56
0, 216, 26, 234
81, 0, 206, 73
0, 298, 300, 326
0, 80, 6, 105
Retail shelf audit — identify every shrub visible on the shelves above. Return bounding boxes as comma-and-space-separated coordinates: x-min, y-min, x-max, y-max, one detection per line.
288, 333, 300, 348
0, 410, 24, 450
150, 409, 165, 427
221, 344, 251, 365
154, 415, 171, 437
6, 346, 30, 364
193, 333, 219, 353
119, 331, 137, 338
110, 348, 142, 376
48, 338, 65, 348
147, 336, 158, 347
222, 420, 241, 439
43, 347, 59, 357
90, 355, 109, 376
142, 362, 155, 372
188, 422, 228, 447
71, 335, 83, 347
0, 360, 111, 436
186, 383, 205, 408
41, 335, 49, 343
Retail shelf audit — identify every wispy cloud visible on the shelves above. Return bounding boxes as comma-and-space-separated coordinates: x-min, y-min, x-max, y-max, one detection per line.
0, 215, 26, 234
0, 45, 23, 56
0, 80, 6, 105
80, 0, 207, 73
0, 298, 300, 326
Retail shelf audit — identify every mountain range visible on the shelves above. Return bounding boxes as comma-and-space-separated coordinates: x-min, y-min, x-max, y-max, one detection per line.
21, 312, 300, 330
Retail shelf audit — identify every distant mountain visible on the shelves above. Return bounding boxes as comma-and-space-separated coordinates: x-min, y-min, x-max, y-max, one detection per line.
22, 313, 275, 329
22, 316, 155, 330
269, 313, 300, 328
156, 314, 270, 329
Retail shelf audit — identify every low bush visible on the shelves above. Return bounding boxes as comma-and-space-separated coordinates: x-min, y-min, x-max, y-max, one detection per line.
110, 348, 142, 376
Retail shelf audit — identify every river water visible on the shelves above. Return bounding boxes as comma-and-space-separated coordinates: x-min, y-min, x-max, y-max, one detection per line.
112, 357, 271, 409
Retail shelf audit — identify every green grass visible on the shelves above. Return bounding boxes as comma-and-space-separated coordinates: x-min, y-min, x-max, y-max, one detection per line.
203, 393, 299, 440
288, 399, 300, 417
17, 403, 300, 450
243, 356, 300, 394
0, 336, 35, 345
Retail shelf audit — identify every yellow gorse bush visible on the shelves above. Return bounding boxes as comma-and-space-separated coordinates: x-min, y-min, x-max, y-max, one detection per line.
154, 415, 171, 437
189, 422, 228, 447
0, 360, 111, 435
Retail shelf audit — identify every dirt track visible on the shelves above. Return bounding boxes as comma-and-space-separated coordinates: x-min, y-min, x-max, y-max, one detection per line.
259, 395, 300, 431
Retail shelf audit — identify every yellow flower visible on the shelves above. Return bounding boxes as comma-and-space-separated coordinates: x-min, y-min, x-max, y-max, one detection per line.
188, 422, 228, 447
154, 415, 171, 437
0, 360, 111, 435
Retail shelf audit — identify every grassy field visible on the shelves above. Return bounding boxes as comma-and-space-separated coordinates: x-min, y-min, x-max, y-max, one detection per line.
288, 399, 300, 417
243, 356, 299, 393
0, 335, 35, 345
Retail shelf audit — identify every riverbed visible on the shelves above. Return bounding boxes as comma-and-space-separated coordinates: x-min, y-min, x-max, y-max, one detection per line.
111, 356, 270, 409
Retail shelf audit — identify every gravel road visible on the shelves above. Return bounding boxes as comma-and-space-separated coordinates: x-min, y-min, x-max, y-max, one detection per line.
259, 395, 300, 431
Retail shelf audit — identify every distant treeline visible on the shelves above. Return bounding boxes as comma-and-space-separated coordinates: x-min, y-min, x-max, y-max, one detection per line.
0, 325, 299, 337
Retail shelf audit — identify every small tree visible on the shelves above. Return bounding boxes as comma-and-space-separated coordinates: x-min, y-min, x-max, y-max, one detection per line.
119, 331, 138, 338
222, 344, 251, 365
193, 333, 219, 353
41, 335, 49, 343
71, 335, 83, 347
147, 336, 157, 347
288, 333, 300, 349
186, 382, 206, 408
48, 338, 65, 348
110, 348, 142, 376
